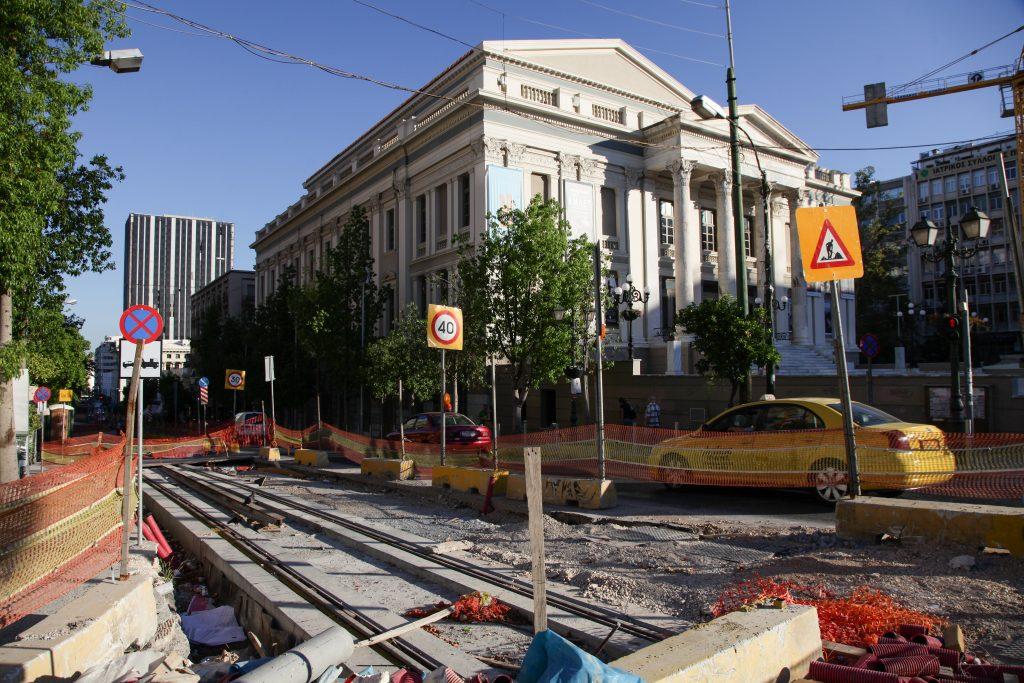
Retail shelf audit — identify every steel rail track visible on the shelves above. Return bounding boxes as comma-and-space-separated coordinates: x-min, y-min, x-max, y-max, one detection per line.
189, 465, 674, 644
144, 475, 447, 673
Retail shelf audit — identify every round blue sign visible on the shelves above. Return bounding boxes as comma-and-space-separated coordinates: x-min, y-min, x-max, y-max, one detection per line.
858, 333, 881, 359
198, 376, 209, 388
34, 386, 51, 403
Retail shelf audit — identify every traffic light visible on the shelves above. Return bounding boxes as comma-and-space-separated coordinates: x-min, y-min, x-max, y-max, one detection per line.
941, 314, 960, 340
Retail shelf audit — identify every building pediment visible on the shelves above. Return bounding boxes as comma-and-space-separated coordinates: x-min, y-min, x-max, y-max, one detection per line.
487, 39, 693, 109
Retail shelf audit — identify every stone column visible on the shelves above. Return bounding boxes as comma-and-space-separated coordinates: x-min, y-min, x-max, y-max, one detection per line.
754, 189, 767, 288
624, 168, 648, 347
715, 174, 737, 297
668, 160, 699, 309
789, 190, 812, 344
771, 197, 791, 338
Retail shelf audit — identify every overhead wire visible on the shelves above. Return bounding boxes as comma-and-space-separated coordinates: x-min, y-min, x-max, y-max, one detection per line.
121, 1, 1015, 162
887, 24, 1024, 97
466, 0, 724, 66
573, 0, 725, 38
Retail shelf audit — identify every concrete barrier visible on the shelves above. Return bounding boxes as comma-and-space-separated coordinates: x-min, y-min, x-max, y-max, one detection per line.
506, 474, 617, 509
258, 446, 280, 462
0, 574, 158, 681
836, 496, 1024, 555
431, 466, 508, 495
361, 458, 415, 480
610, 605, 821, 683
294, 448, 329, 467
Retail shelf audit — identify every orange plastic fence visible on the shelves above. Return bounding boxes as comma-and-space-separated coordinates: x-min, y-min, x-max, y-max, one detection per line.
0, 439, 130, 628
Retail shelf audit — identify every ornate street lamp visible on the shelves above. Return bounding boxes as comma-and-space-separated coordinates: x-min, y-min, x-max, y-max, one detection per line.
910, 207, 990, 431
610, 274, 650, 360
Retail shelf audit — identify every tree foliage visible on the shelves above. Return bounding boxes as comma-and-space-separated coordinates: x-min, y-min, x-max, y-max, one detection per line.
853, 167, 906, 359
677, 295, 780, 406
365, 304, 438, 402
457, 198, 593, 426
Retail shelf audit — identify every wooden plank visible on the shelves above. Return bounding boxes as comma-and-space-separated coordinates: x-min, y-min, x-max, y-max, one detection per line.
822, 640, 867, 658
524, 446, 547, 634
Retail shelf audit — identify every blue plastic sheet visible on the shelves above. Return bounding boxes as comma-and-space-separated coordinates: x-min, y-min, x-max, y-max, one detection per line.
518, 630, 645, 683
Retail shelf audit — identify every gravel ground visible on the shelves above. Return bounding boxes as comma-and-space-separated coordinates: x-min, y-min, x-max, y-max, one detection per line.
256, 472, 1024, 665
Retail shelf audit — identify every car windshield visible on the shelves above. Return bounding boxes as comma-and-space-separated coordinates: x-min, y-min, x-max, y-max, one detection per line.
828, 402, 902, 427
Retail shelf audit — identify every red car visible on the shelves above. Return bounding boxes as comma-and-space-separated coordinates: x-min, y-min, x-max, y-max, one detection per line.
387, 412, 492, 452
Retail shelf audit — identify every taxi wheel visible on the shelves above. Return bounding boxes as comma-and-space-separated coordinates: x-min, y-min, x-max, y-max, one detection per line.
660, 453, 691, 490
808, 459, 848, 505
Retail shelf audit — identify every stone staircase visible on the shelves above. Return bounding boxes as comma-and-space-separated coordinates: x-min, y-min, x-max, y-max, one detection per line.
776, 342, 836, 376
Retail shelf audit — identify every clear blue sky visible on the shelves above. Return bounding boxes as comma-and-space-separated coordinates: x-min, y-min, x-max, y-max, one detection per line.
68, 0, 1023, 348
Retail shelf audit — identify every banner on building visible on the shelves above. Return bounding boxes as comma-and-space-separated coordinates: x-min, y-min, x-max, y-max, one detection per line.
486, 165, 525, 217
563, 179, 595, 240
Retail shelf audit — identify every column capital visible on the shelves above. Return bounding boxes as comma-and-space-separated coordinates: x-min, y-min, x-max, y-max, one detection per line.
710, 172, 732, 193
557, 151, 579, 176
624, 166, 645, 188
505, 142, 526, 166
666, 159, 698, 183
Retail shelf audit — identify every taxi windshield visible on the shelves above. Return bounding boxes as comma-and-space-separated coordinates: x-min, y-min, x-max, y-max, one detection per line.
829, 402, 901, 427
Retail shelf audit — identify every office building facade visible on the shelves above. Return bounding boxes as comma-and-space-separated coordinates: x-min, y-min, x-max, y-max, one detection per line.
123, 213, 234, 340
190, 269, 256, 336
906, 136, 1020, 349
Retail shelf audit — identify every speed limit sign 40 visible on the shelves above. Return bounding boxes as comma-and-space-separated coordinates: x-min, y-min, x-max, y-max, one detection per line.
427, 304, 463, 350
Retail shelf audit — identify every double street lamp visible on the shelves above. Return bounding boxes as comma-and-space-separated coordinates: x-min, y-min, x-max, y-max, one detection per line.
609, 274, 649, 360
910, 207, 990, 431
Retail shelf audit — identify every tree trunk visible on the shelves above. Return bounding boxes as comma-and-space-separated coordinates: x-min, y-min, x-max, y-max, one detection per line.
0, 290, 17, 482
513, 385, 529, 432
728, 381, 738, 408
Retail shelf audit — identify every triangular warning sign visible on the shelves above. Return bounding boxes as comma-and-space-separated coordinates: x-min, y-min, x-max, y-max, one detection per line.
810, 219, 855, 269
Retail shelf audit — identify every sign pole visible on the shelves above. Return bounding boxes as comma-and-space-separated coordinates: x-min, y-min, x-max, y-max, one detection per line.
260, 400, 268, 447
961, 290, 975, 436
830, 280, 860, 497
136, 379, 144, 546
866, 354, 874, 406
397, 379, 405, 458
440, 348, 446, 466
490, 354, 498, 471
269, 378, 276, 446
593, 243, 606, 482
120, 341, 144, 579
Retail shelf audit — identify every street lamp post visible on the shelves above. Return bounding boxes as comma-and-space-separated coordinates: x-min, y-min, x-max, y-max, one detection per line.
910, 208, 990, 432
610, 274, 649, 360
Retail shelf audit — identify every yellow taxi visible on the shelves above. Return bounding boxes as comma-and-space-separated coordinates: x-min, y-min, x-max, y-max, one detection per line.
650, 397, 956, 504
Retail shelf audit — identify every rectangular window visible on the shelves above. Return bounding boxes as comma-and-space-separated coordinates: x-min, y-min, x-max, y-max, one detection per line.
917, 181, 928, 202
989, 192, 1003, 210
385, 209, 396, 252
308, 249, 315, 278
959, 173, 971, 193
458, 173, 471, 229
987, 166, 998, 185
994, 275, 1007, 294
975, 194, 987, 212
945, 200, 958, 222
417, 276, 427, 315
601, 187, 617, 236
530, 173, 549, 201
931, 178, 942, 196
434, 184, 448, 237
993, 246, 1007, 265
932, 204, 945, 222
659, 200, 674, 246
700, 208, 717, 252
944, 176, 956, 194
978, 279, 991, 295
1007, 159, 1018, 181
743, 215, 753, 258
416, 194, 427, 244
661, 277, 675, 333
973, 169, 986, 188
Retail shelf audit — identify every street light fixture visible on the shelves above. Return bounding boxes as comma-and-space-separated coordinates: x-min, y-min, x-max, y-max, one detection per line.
91, 48, 144, 74
910, 207, 990, 431
609, 273, 649, 360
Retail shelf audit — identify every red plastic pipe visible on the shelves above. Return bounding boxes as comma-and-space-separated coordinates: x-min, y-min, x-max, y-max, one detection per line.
144, 514, 173, 557
142, 522, 171, 559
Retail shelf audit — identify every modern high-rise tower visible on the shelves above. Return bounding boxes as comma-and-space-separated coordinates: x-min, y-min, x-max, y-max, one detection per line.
123, 213, 234, 339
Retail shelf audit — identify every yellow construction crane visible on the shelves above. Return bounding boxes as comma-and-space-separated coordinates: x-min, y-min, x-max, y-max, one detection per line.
841, 44, 1023, 205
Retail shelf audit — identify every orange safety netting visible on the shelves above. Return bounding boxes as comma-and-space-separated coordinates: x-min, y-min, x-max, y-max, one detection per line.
0, 439, 131, 628
711, 576, 944, 648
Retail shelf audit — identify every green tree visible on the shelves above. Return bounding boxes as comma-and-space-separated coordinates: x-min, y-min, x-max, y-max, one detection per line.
296, 206, 382, 429
366, 303, 439, 404
0, 0, 128, 480
677, 295, 780, 406
457, 198, 593, 428
853, 167, 906, 359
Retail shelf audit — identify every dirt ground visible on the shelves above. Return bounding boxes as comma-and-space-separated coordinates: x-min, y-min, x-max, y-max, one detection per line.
262, 473, 1024, 665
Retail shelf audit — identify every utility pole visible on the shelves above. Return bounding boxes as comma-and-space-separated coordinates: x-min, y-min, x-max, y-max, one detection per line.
724, 0, 750, 401
593, 243, 606, 481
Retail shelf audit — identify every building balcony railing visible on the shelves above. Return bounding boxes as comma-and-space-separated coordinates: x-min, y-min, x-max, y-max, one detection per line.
659, 244, 675, 259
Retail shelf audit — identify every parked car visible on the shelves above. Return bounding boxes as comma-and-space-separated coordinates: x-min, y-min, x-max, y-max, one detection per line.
386, 412, 492, 452
650, 397, 955, 504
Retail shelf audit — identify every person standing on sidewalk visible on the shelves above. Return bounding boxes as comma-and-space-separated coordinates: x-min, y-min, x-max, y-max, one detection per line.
644, 396, 661, 428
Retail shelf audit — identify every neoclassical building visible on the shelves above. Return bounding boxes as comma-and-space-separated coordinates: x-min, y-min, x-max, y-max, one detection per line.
252, 39, 858, 374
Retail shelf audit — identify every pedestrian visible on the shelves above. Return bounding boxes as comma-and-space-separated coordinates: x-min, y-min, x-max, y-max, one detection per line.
644, 395, 661, 428
619, 397, 637, 426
